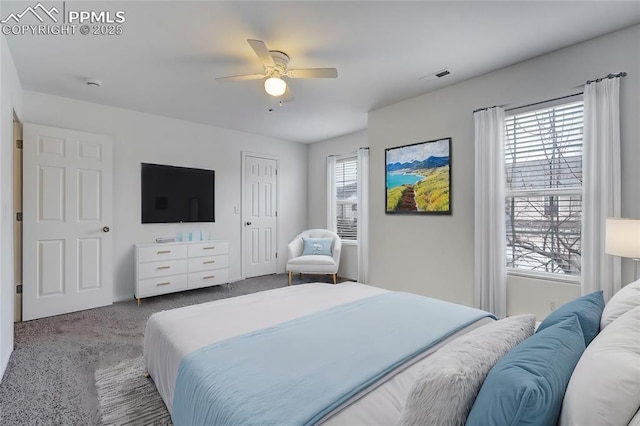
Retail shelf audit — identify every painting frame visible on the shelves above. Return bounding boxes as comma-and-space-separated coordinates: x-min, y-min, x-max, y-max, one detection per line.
385, 137, 452, 215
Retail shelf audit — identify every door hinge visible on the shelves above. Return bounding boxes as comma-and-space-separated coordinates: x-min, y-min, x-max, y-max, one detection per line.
16, 212, 22, 222
275, 252, 278, 259
275, 169, 278, 175
16, 140, 23, 149
275, 211, 277, 217
16, 285, 22, 294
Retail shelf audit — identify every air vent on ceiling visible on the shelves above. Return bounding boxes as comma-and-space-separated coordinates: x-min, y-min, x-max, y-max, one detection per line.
418, 68, 451, 81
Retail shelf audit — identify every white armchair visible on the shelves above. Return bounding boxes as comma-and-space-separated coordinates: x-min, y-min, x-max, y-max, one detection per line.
286, 229, 342, 285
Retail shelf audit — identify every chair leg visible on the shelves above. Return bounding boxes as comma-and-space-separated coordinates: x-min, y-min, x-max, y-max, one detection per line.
288, 271, 292, 286
332, 274, 337, 284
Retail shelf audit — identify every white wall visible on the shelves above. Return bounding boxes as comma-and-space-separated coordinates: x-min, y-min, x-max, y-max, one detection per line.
368, 25, 640, 318
0, 35, 23, 378
507, 275, 580, 320
22, 91, 308, 301
307, 130, 367, 280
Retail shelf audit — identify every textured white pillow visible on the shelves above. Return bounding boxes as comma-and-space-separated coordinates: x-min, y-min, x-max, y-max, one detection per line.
601, 279, 640, 329
397, 314, 535, 426
560, 305, 640, 426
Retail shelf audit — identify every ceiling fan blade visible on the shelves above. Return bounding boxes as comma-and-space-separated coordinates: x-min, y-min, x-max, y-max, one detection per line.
247, 39, 275, 67
286, 68, 338, 79
281, 85, 294, 103
215, 73, 265, 82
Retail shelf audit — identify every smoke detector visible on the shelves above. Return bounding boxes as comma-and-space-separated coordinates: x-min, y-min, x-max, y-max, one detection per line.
86, 79, 102, 88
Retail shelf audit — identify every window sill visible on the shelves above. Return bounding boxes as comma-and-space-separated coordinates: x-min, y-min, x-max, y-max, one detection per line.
507, 269, 580, 285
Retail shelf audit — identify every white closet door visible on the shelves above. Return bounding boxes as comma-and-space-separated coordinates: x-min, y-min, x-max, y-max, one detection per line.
243, 154, 278, 278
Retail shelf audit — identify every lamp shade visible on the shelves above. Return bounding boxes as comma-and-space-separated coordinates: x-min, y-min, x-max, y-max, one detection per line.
264, 77, 286, 97
605, 218, 640, 259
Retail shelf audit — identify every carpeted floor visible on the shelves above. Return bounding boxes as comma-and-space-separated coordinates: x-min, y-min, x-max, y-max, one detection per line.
95, 356, 172, 425
0, 273, 337, 425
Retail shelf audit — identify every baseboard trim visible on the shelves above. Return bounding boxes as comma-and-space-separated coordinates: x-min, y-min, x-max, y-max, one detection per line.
113, 294, 132, 303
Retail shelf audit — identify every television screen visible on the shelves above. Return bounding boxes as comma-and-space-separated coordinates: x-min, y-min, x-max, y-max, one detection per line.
141, 163, 215, 223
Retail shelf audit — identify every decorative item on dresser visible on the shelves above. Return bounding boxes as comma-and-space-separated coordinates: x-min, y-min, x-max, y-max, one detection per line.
134, 240, 230, 304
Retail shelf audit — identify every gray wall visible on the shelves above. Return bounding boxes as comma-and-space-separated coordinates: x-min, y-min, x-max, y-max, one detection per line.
307, 130, 367, 280
0, 35, 23, 379
367, 25, 640, 317
22, 91, 308, 301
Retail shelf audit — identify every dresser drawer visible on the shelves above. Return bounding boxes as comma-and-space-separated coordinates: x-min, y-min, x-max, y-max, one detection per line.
138, 244, 188, 263
138, 259, 188, 280
188, 255, 229, 273
188, 241, 229, 258
188, 269, 229, 290
134, 240, 230, 303
136, 274, 188, 298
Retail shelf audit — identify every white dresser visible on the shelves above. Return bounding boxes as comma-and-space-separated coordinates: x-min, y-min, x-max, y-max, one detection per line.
134, 240, 230, 303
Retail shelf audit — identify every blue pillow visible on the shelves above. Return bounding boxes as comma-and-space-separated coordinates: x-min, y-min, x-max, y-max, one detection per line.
536, 291, 604, 346
466, 315, 585, 426
301, 237, 333, 256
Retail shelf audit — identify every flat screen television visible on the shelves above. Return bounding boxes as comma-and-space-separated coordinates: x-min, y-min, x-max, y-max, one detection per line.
141, 163, 215, 223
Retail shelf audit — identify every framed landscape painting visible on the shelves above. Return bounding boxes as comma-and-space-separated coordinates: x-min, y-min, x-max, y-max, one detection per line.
385, 137, 451, 215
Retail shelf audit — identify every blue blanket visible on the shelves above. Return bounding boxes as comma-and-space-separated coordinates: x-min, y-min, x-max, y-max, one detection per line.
172, 292, 494, 425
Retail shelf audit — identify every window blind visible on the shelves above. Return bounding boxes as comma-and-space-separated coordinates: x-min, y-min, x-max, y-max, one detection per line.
505, 100, 584, 276
335, 157, 358, 241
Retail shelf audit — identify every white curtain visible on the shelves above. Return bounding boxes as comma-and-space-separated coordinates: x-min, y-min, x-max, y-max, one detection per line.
581, 77, 622, 301
357, 148, 370, 283
326, 155, 337, 232
474, 107, 507, 318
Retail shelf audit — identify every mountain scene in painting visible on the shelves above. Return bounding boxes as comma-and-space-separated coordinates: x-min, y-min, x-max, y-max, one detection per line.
386, 138, 450, 213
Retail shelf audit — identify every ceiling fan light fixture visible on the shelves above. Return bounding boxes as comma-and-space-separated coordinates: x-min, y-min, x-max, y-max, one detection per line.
264, 77, 286, 97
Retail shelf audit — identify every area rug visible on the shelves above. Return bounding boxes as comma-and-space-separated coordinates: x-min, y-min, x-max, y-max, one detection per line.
95, 357, 172, 425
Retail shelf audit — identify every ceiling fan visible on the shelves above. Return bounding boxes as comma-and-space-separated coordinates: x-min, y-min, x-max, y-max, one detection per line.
215, 39, 338, 102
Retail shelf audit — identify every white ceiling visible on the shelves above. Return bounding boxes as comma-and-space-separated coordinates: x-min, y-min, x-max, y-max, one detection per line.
4, 1, 640, 143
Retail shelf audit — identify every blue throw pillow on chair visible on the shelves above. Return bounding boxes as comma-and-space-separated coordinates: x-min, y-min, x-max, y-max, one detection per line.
301, 237, 333, 256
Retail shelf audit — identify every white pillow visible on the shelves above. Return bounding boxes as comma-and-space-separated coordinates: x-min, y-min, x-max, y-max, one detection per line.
397, 314, 535, 426
630, 409, 640, 426
560, 305, 640, 426
601, 279, 640, 329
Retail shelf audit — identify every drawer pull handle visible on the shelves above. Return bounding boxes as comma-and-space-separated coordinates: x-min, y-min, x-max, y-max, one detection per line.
203, 246, 216, 250
156, 282, 171, 286
203, 260, 216, 264
203, 275, 216, 280
157, 266, 171, 270
157, 250, 171, 254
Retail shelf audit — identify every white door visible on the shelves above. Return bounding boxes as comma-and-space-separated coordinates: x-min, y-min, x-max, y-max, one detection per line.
13, 118, 22, 322
243, 154, 277, 278
23, 124, 113, 321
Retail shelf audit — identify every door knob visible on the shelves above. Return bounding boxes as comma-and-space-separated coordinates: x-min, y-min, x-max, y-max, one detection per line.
103, 226, 110, 233
246, 222, 252, 226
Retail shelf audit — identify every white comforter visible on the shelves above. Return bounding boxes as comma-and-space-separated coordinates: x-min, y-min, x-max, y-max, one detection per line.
144, 282, 492, 424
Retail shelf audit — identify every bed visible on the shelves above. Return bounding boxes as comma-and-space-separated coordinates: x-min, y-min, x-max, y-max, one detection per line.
144, 282, 494, 424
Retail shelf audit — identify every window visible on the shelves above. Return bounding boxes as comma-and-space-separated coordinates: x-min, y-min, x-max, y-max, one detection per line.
334, 155, 358, 241
505, 100, 584, 277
